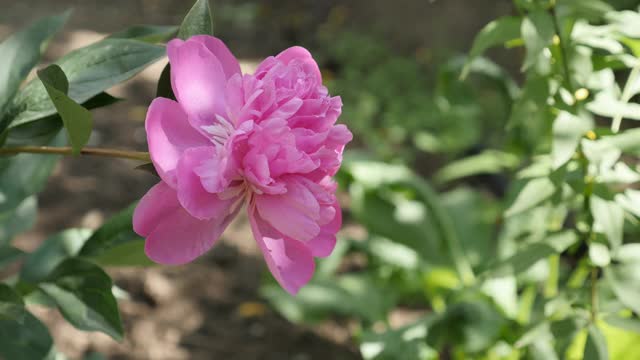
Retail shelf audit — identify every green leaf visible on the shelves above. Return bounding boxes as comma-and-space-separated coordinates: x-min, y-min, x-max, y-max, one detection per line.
20, 228, 92, 283
0, 285, 53, 360
462, 16, 522, 79
0, 11, 69, 119
263, 273, 394, 324
584, 325, 609, 360
591, 196, 624, 250
109, 25, 178, 43
434, 150, 520, 184
521, 10, 555, 71
427, 299, 505, 354
7, 39, 165, 129
485, 231, 577, 276
605, 262, 640, 315
37, 64, 93, 154
589, 242, 611, 267
552, 111, 593, 169
505, 177, 556, 217
360, 317, 436, 360
587, 92, 640, 121
0, 245, 25, 269
604, 315, 640, 334
40, 258, 123, 340
0, 196, 37, 245
79, 203, 153, 267
178, 0, 214, 39
0, 131, 64, 246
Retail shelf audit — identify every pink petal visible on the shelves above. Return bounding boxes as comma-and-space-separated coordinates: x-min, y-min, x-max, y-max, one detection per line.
190, 35, 241, 80
167, 38, 227, 122
134, 182, 242, 265
307, 202, 341, 258
254, 179, 321, 241
177, 146, 239, 220
275, 46, 322, 82
249, 201, 315, 294
146, 98, 209, 187
133, 181, 181, 237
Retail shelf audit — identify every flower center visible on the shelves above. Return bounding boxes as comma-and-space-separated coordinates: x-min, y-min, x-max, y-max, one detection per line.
201, 114, 235, 147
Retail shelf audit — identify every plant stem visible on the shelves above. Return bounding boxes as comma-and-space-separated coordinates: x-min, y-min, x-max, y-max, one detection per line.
550, 5, 575, 93
611, 65, 640, 133
0, 146, 150, 162
590, 267, 599, 321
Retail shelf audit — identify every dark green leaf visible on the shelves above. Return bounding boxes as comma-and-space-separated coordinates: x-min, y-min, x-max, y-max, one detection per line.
79, 203, 153, 266
40, 258, 123, 340
156, 63, 176, 100
178, 0, 214, 39
427, 299, 505, 353
584, 325, 609, 360
0, 131, 64, 246
0, 11, 69, 119
38, 64, 93, 154
7, 39, 165, 128
0, 245, 25, 269
0, 285, 53, 360
20, 228, 92, 283
462, 16, 522, 79
0, 196, 37, 245
109, 25, 178, 43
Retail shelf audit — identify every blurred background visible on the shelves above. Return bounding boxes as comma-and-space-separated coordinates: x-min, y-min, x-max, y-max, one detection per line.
2, 1, 640, 359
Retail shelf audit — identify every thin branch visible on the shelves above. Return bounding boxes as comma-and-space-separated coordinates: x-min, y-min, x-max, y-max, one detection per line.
0, 146, 150, 162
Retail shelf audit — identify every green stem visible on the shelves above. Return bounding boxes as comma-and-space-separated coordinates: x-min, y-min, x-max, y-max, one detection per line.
612, 65, 640, 133
0, 146, 150, 162
591, 267, 599, 321
550, 5, 575, 93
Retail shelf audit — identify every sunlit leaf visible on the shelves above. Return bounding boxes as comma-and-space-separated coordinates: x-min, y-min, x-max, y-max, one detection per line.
40, 258, 123, 340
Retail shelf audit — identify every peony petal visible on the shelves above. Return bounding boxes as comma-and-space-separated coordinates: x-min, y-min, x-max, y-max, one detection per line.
249, 201, 315, 294
133, 181, 181, 237
190, 35, 241, 80
177, 146, 238, 220
306, 202, 341, 258
167, 38, 227, 122
254, 179, 321, 242
146, 98, 209, 187
275, 46, 322, 82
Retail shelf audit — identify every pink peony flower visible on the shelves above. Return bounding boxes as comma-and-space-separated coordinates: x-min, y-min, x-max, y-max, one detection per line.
133, 35, 352, 294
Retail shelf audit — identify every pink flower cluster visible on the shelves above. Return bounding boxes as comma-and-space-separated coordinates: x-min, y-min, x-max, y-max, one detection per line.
133, 35, 352, 294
